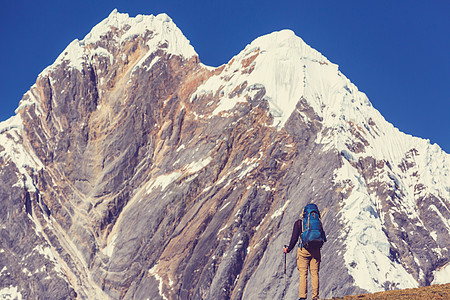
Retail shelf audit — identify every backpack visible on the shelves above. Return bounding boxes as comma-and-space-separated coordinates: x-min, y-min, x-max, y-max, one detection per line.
299, 203, 326, 249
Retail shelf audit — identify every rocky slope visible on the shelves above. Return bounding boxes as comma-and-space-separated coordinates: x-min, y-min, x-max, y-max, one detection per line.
0, 9, 449, 299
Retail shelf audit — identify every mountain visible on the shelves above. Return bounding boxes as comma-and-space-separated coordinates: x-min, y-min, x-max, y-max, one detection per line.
1, 9, 449, 299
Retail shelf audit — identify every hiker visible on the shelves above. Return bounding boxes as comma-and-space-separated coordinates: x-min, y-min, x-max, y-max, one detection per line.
283, 203, 326, 300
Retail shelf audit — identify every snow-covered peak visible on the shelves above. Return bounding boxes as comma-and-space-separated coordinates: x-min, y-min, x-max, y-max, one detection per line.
83, 9, 196, 58
40, 10, 197, 76
193, 29, 337, 127
248, 29, 328, 63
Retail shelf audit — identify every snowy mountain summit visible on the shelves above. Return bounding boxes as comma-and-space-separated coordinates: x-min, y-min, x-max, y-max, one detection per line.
40, 9, 197, 77
1, 10, 449, 300
193, 29, 331, 127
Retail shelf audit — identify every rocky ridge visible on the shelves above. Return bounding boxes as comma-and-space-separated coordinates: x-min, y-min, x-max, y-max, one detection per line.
0, 9, 449, 300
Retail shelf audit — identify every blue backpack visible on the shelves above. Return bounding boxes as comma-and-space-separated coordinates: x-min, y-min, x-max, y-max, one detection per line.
299, 203, 326, 249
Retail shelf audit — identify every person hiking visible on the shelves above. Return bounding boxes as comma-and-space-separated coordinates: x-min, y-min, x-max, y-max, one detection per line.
283, 203, 326, 300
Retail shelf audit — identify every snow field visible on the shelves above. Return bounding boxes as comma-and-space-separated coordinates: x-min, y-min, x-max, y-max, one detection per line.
334, 159, 418, 292
0, 286, 22, 300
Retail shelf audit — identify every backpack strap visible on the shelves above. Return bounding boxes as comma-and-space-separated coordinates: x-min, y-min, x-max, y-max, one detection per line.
305, 210, 317, 231
298, 219, 303, 250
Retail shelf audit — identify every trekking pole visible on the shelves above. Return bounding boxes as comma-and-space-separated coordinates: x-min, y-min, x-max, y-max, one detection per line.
283, 245, 287, 300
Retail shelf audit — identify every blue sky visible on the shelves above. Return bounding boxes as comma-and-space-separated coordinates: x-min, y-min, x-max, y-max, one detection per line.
1, 1, 449, 153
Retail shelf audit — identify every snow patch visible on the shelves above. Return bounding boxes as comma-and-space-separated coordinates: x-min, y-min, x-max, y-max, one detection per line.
146, 157, 212, 194
101, 233, 118, 257
430, 231, 438, 241
91, 46, 114, 65
146, 171, 182, 193
0, 114, 23, 134
14, 87, 43, 115
149, 264, 168, 300
255, 214, 267, 232
334, 159, 418, 292
219, 201, 231, 212
432, 263, 450, 285
218, 224, 228, 235
0, 115, 44, 192
271, 200, 290, 219
429, 205, 450, 232
0, 286, 22, 300
41, 39, 88, 76
260, 185, 274, 191
185, 157, 212, 174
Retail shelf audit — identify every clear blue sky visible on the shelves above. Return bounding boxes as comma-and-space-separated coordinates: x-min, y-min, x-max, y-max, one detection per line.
1, 1, 449, 153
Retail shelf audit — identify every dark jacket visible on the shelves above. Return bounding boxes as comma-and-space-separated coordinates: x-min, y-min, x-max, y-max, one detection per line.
286, 219, 302, 253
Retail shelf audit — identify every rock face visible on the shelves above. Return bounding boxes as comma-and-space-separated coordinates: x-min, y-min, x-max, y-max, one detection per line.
1, 9, 449, 300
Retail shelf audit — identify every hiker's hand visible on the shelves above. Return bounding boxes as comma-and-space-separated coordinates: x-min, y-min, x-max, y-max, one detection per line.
283, 247, 288, 254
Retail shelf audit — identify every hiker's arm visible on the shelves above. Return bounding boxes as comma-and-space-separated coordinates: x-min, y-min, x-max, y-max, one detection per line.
286, 220, 300, 253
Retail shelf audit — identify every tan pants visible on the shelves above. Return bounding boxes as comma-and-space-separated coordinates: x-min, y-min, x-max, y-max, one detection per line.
297, 247, 321, 299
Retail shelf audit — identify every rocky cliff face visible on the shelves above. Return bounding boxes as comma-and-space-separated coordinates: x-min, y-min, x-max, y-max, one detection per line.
1, 10, 449, 300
